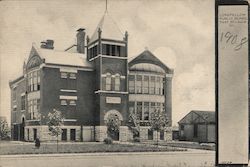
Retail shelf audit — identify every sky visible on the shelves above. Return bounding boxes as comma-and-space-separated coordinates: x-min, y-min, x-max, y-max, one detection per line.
0, 0, 215, 126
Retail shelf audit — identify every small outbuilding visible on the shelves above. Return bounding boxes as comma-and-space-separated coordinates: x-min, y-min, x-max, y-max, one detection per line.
178, 110, 215, 143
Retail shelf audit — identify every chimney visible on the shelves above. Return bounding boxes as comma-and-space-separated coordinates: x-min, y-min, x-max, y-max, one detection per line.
76, 28, 86, 54
41, 39, 54, 49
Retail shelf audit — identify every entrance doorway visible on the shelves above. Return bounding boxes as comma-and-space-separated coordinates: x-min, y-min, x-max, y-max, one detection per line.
104, 110, 123, 141
20, 118, 25, 141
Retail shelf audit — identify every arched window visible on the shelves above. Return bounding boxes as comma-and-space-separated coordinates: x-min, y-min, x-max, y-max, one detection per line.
106, 73, 112, 91
114, 73, 120, 91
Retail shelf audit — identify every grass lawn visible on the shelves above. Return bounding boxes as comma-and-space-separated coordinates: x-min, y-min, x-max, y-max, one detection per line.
156, 141, 215, 151
0, 141, 186, 155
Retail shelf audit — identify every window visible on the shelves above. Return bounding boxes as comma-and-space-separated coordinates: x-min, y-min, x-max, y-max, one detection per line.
114, 74, 120, 91
162, 103, 165, 113
129, 102, 135, 114
62, 129, 67, 141
89, 45, 98, 58
136, 75, 142, 94
144, 102, 149, 120
70, 129, 76, 141
28, 70, 41, 92
136, 102, 143, 120
102, 44, 107, 55
149, 76, 155, 94
105, 73, 111, 91
21, 95, 25, 110
160, 131, 164, 140
150, 102, 155, 119
69, 73, 76, 79
61, 100, 67, 106
102, 44, 125, 57
156, 103, 161, 112
28, 99, 40, 120
160, 78, 164, 95
30, 100, 33, 119
111, 45, 116, 56
61, 72, 67, 78
27, 129, 30, 141
148, 129, 153, 140
37, 99, 40, 112
33, 128, 37, 140
180, 125, 184, 130
69, 100, 76, 106
143, 76, 149, 94
33, 71, 37, 91
28, 73, 31, 92
116, 46, 121, 56
30, 72, 33, 91
37, 71, 40, 90
106, 44, 110, 55
129, 75, 135, 93
155, 77, 160, 94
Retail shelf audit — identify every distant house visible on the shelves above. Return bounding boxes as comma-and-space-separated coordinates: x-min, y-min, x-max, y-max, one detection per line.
178, 110, 215, 143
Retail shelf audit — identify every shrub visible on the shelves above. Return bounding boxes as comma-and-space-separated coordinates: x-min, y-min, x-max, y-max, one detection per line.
104, 137, 113, 144
133, 137, 140, 143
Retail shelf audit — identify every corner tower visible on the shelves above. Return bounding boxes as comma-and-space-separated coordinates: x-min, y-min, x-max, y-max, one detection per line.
87, 11, 129, 141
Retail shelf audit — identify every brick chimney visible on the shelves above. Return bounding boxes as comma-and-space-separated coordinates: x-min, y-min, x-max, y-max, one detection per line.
76, 28, 85, 54
40, 39, 54, 49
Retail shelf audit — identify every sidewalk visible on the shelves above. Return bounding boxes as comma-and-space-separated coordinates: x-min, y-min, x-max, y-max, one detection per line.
0, 149, 214, 158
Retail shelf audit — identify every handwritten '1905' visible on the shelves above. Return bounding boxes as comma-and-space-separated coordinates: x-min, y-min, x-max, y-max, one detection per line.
220, 32, 248, 51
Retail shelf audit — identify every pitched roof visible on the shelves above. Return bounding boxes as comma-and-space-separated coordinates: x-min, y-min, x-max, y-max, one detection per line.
31, 44, 93, 69
192, 110, 215, 123
178, 110, 215, 124
89, 12, 124, 43
129, 50, 174, 74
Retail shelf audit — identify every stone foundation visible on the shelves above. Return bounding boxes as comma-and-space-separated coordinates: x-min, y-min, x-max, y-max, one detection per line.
95, 126, 107, 142
119, 126, 133, 142
82, 126, 95, 141
24, 125, 172, 142
25, 125, 82, 142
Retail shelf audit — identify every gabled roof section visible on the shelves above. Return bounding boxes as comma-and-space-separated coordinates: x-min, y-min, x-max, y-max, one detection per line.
178, 110, 215, 124
30, 44, 93, 69
129, 50, 174, 74
192, 110, 215, 123
89, 12, 124, 44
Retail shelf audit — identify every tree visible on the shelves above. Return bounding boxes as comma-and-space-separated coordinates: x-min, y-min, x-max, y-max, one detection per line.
127, 111, 140, 140
47, 109, 64, 152
0, 119, 10, 140
150, 108, 168, 146
106, 113, 120, 141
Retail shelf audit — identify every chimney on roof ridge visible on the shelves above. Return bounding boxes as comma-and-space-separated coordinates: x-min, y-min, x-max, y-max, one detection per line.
76, 28, 86, 54
40, 39, 54, 49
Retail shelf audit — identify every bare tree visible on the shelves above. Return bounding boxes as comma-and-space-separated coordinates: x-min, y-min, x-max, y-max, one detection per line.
127, 111, 140, 140
150, 108, 168, 146
0, 119, 10, 140
106, 113, 120, 141
47, 109, 64, 152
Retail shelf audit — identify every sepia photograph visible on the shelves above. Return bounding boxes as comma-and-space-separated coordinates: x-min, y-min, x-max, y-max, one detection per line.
0, 0, 248, 166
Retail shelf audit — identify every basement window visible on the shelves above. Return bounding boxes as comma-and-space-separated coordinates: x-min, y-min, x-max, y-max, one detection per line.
69, 100, 76, 106
61, 100, 67, 106
61, 72, 68, 79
